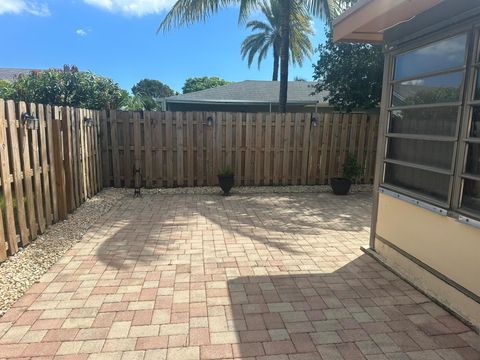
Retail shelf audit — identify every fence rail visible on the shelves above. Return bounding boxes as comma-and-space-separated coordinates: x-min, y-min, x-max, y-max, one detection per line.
101, 111, 379, 188
0, 99, 102, 261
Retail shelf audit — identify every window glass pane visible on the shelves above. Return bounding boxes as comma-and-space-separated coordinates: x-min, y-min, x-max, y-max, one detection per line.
465, 143, 480, 176
384, 163, 450, 202
470, 107, 480, 137
475, 69, 480, 100
390, 107, 458, 137
461, 179, 480, 215
394, 34, 467, 80
392, 72, 462, 107
387, 138, 454, 170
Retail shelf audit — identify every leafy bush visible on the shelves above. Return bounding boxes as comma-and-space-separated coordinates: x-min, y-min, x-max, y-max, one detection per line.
313, 31, 384, 112
342, 153, 362, 181
0, 80, 14, 100
218, 167, 234, 177
4, 65, 126, 110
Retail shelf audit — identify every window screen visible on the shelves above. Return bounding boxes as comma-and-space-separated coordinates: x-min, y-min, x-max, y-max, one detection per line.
383, 33, 467, 204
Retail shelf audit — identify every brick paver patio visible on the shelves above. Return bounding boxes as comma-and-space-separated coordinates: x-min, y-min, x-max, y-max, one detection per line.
0, 191, 478, 360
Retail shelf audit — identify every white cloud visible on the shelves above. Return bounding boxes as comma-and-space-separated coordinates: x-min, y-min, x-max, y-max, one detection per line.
83, 0, 176, 16
0, 0, 50, 16
76, 29, 88, 36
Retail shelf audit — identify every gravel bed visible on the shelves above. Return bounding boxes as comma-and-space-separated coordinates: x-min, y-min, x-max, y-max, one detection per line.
0, 188, 128, 317
141, 184, 373, 195
0, 184, 371, 317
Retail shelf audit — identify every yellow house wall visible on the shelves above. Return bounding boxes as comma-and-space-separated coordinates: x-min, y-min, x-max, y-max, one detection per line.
375, 193, 480, 329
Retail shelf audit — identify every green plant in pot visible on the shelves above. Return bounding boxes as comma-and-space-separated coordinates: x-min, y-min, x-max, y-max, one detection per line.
330, 153, 362, 195
218, 167, 235, 196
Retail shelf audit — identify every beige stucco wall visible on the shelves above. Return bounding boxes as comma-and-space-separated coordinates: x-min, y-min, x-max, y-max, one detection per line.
375, 193, 480, 329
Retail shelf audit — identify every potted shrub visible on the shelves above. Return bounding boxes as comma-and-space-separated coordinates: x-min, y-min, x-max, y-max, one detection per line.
330, 153, 362, 195
218, 167, 234, 196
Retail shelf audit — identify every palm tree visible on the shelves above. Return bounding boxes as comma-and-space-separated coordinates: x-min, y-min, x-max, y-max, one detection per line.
158, 0, 346, 112
241, 0, 314, 81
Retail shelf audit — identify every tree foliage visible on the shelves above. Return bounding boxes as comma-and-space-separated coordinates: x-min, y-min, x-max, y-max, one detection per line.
132, 79, 175, 98
182, 77, 229, 94
2, 65, 126, 110
158, 0, 351, 112
313, 33, 383, 112
241, 0, 314, 81
131, 79, 175, 111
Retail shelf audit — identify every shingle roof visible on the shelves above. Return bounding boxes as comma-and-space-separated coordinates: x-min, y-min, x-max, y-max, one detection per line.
166, 80, 328, 105
0, 68, 38, 82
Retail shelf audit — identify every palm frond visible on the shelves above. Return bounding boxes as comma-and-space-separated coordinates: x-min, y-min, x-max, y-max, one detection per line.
158, 0, 236, 32
303, 0, 344, 21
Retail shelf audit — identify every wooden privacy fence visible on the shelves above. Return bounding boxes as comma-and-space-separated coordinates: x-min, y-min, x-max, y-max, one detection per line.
0, 99, 102, 262
100, 111, 379, 188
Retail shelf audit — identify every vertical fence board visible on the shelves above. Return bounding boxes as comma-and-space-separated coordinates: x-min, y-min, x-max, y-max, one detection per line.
264, 113, 272, 186
319, 113, 332, 184
6, 101, 28, 246
254, 114, 263, 186
123, 113, 132, 188
307, 114, 321, 185
165, 112, 173, 187
273, 113, 282, 184
71, 109, 80, 207
18, 102, 37, 239
94, 111, 102, 194
0, 100, 18, 254
282, 113, 292, 185
0, 206, 6, 261
176, 112, 184, 186
234, 113, 242, 186
244, 114, 253, 185
37, 104, 53, 226
61, 107, 74, 211
100, 110, 110, 187
301, 113, 311, 185
29, 103, 45, 233
52, 107, 67, 221
186, 112, 194, 187
110, 111, 120, 187
45, 106, 58, 223
144, 112, 153, 188
133, 112, 141, 189
197, 113, 204, 186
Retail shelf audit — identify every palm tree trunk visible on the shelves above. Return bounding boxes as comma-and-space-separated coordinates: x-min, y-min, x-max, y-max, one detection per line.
272, 45, 279, 81
278, 0, 290, 113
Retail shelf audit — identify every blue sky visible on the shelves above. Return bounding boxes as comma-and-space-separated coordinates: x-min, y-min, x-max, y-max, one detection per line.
0, 0, 328, 93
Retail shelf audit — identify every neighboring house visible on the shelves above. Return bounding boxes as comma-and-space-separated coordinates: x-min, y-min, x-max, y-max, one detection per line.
0, 68, 37, 82
164, 80, 331, 113
334, 0, 480, 330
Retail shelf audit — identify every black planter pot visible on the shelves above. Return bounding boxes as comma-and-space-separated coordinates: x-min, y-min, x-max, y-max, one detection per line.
330, 177, 352, 195
218, 175, 234, 196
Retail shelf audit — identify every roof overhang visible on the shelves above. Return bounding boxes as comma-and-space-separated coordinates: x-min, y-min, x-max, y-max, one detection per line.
332, 0, 443, 43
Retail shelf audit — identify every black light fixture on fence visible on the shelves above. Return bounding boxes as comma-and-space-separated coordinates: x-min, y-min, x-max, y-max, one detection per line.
311, 116, 318, 128
84, 117, 94, 128
21, 112, 38, 130
207, 116, 214, 127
